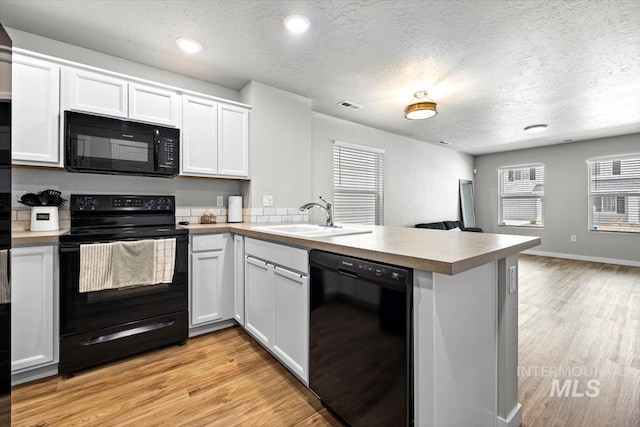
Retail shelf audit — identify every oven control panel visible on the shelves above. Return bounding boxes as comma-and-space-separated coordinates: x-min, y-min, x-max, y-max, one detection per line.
71, 195, 175, 212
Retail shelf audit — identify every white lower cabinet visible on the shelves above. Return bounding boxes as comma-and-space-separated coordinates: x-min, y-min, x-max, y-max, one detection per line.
244, 238, 309, 384
244, 256, 272, 346
11, 245, 58, 376
272, 266, 309, 379
189, 233, 233, 330
233, 235, 245, 325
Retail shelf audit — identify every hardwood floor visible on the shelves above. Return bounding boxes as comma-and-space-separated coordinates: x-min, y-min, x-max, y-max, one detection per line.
518, 255, 640, 427
11, 327, 341, 426
12, 255, 640, 426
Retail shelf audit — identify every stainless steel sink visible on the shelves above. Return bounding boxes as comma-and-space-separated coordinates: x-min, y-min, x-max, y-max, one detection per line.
253, 223, 372, 238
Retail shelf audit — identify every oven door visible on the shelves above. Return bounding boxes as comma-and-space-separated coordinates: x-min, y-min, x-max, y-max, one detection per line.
59, 234, 188, 336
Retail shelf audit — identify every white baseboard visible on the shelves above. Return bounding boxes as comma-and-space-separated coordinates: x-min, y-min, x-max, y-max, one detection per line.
497, 403, 522, 427
188, 318, 237, 338
12, 363, 58, 386
522, 250, 640, 267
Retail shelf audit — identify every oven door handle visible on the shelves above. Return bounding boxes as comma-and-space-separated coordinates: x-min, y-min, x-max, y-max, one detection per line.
60, 243, 81, 252
80, 319, 176, 346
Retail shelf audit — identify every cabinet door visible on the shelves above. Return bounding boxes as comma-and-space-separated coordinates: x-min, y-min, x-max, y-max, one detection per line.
272, 265, 309, 383
233, 235, 245, 325
11, 246, 56, 372
244, 256, 272, 346
181, 95, 218, 176
62, 67, 128, 118
217, 103, 249, 177
128, 83, 181, 127
191, 250, 225, 326
12, 55, 61, 165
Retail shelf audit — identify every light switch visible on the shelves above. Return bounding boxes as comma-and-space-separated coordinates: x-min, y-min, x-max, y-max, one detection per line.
216, 196, 224, 207
509, 265, 517, 294
263, 195, 273, 207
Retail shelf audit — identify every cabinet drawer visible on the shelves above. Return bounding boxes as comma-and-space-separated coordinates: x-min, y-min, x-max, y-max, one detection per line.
245, 238, 308, 275
192, 234, 227, 252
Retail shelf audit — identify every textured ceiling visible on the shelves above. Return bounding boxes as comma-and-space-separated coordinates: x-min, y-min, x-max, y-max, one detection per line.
1, 0, 639, 154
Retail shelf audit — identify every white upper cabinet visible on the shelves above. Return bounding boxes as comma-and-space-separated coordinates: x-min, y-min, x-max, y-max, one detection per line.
62, 68, 182, 127
181, 95, 219, 176
218, 103, 249, 177
128, 83, 181, 127
182, 95, 250, 179
61, 67, 128, 118
13, 49, 250, 178
12, 54, 61, 166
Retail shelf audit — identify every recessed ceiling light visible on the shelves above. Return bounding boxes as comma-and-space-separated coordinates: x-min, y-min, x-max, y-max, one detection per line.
523, 124, 548, 133
284, 14, 311, 34
176, 37, 202, 54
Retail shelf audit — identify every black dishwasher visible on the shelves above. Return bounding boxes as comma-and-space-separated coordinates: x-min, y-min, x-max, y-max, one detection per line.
309, 250, 413, 427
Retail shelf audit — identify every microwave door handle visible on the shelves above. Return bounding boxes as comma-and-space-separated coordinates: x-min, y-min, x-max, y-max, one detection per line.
153, 130, 160, 171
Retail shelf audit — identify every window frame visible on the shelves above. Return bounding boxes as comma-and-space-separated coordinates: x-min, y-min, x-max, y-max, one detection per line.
497, 163, 545, 228
587, 153, 640, 234
332, 140, 385, 226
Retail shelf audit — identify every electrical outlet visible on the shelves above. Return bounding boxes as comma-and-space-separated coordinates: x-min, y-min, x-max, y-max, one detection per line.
570, 235, 577, 242
216, 196, 224, 207
509, 265, 517, 294
263, 195, 273, 207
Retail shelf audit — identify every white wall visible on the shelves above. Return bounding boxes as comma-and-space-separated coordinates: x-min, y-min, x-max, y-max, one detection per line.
12, 168, 239, 209
240, 81, 312, 208
474, 133, 640, 264
312, 113, 474, 226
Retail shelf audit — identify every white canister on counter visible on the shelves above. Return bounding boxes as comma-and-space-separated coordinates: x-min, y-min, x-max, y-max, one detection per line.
228, 196, 243, 223
30, 206, 59, 231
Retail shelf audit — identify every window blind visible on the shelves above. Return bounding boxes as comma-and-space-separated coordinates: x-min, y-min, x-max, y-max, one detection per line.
498, 164, 544, 227
588, 154, 640, 233
333, 141, 384, 225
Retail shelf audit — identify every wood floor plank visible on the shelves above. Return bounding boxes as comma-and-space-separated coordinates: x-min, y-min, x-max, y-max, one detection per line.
11, 255, 640, 426
518, 255, 640, 427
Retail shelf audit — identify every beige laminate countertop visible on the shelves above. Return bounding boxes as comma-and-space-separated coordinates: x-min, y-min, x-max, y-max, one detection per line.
185, 223, 540, 275
11, 229, 69, 245
12, 223, 540, 275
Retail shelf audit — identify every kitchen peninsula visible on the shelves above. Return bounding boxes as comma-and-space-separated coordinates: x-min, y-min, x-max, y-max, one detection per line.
13, 223, 539, 427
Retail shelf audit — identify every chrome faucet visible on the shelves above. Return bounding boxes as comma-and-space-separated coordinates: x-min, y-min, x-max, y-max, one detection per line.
299, 196, 336, 227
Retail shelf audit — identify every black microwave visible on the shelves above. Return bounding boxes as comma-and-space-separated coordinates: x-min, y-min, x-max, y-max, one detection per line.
64, 111, 179, 178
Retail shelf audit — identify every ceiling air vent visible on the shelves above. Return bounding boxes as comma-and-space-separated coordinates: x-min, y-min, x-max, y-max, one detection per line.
338, 100, 364, 111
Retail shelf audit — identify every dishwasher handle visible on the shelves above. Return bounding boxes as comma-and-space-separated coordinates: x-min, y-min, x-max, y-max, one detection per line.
337, 268, 358, 279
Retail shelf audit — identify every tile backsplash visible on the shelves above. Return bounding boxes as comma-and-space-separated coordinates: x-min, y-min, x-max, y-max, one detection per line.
242, 208, 309, 224
12, 206, 309, 231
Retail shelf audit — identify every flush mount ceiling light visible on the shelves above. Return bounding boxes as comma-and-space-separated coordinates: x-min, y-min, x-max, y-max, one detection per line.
284, 14, 311, 34
176, 37, 202, 54
404, 91, 438, 120
523, 124, 548, 133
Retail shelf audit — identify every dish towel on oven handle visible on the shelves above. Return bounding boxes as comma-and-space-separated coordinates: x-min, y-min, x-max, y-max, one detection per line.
111, 240, 156, 288
153, 238, 176, 284
79, 238, 176, 292
80, 242, 114, 292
